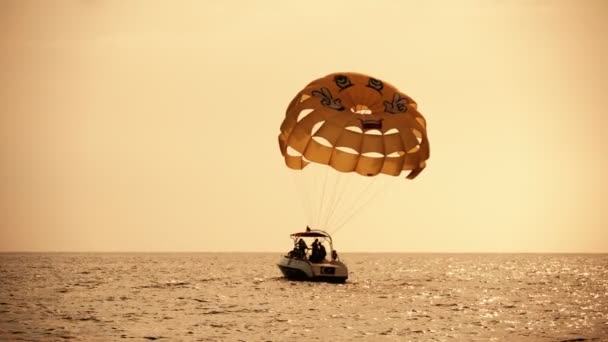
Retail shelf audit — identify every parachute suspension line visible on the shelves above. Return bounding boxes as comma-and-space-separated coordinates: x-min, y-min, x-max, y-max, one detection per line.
329, 176, 379, 235
331, 175, 394, 235
322, 168, 358, 232
306, 170, 317, 228
323, 169, 349, 230
321, 168, 347, 231
306, 166, 317, 229
314, 164, 331, 230
292, 170, 312, 228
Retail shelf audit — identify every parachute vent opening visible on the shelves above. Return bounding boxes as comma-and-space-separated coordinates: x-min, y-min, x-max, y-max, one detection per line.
287, 146, 303, 157
361, 119, 382, 130
364, 129, 382, 136
311, 121, 325, 135
407, 145, 420, 154
412, 128, 423, 144
345, 126, 363, 133
362, 152, 384, 158
297, 108, 314, 122
387, 151, 405, 157
336, 146, 358, 155
350, 105, 372, 115
312, 136, 333, 148
384, 128, 399, 135
300, 94, 311, 103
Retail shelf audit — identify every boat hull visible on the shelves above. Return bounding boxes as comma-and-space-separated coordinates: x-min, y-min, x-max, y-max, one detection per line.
277, 256, 348, 283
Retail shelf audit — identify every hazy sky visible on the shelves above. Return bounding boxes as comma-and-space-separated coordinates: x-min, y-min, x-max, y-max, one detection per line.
1, 0, 607, 253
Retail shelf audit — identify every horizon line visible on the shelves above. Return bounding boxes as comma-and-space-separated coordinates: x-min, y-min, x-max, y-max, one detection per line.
1, 250, 607, 255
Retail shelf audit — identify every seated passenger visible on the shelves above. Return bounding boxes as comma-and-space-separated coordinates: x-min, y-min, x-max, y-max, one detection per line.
318, 243, 327, 261
297, 238, 307, 258
310, 239, 320, 262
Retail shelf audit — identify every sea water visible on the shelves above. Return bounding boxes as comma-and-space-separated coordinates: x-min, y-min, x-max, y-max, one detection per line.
1, 253, 607, 341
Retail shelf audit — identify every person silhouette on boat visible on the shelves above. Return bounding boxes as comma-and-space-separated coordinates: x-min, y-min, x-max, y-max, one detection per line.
331, 250, 339, 261
311, 239, 320, 262
290, 243, 298, 258
297, 238, 308, 259
318, 243, 327, 262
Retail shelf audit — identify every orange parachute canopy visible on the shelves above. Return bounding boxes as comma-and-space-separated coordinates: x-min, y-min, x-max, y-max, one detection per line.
278, 72, 430, 179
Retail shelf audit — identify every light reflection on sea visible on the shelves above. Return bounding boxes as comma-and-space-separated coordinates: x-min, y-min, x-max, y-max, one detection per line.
0, 253, 606, 341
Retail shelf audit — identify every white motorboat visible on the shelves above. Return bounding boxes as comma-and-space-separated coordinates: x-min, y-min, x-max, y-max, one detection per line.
277, 229, 348, 283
